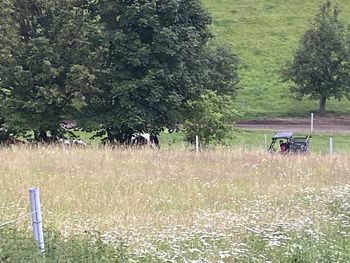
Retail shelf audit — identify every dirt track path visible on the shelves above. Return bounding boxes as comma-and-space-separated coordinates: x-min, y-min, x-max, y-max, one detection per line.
236, 117, 350, 134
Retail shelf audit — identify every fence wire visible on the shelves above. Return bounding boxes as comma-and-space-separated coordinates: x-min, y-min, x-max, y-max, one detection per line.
0, 209, 38, 228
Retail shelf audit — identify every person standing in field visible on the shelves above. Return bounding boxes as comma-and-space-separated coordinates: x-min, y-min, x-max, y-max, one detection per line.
279, 140, 287, 153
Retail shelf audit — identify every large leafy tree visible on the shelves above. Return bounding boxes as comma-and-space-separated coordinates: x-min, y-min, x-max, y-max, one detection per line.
282, 1, 350, 115
0, 0, 102, 141
83, 0, 239, 143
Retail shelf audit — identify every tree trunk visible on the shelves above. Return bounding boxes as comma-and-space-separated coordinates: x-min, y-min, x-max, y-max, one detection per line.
34, 129, 48, 143
106, 128, 114, 143
319, 96, 326, 116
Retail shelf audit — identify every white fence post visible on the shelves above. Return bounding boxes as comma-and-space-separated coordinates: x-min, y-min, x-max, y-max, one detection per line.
311, 113, 314, 133
29, 187, 45, 253
329, 137, 333, 156
195, 135, 199, 153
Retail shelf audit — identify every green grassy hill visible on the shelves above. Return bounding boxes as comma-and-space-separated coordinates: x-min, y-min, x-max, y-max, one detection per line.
202, 0, 350, 118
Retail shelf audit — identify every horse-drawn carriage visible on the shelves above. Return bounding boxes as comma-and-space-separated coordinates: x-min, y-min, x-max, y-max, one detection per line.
268, 132, 311, 154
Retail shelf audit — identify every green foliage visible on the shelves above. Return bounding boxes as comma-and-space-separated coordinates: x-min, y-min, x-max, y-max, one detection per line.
181, 43, 240, 146
0, 0, 102, 139
282, 1, 350, 115
241, 223, 350, 262
3, 222, 349, 262
0, 0, 240, 143
0, 227, 130, 262
183, 91, 240, 145
201, 43, 240, 97
82, 0, 219, 142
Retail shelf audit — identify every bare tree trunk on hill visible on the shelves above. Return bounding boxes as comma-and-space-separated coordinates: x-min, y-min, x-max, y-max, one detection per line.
319, 96, 326, 116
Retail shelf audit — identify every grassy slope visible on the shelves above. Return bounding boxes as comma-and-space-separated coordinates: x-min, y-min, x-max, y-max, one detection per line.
202, 0, 350, 118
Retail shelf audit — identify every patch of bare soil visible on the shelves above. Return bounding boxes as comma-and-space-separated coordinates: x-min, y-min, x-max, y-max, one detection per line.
236, 117, 350, 133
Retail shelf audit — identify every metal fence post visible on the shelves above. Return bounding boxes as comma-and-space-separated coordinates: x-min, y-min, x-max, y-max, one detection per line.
29, 188, 45, 253
195, 135, 199, 153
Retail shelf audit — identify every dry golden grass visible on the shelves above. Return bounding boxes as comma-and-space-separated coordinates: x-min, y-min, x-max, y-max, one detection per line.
0, 146, 349, 234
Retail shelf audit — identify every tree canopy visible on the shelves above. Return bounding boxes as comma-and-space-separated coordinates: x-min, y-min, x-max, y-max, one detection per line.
183, 90, 240, 145
0, 0, 102, 141
0, 0, 240, 144
82, 0, 240, 143
282, 1, 350, 115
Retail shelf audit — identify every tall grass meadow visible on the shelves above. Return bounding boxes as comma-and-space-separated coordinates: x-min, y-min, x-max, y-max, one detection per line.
1, 146, 350, 261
